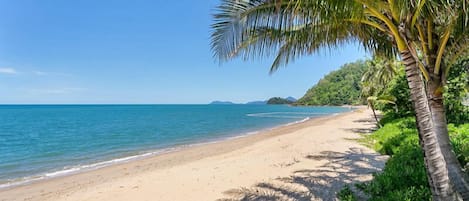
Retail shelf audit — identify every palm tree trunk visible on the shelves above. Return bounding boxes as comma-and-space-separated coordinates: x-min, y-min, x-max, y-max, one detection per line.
427, 77, 469, 200
369, 101, 381, 128
400, 50, 458, 201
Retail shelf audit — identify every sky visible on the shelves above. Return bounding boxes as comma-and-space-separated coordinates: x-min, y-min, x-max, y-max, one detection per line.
0, 0, 368, 104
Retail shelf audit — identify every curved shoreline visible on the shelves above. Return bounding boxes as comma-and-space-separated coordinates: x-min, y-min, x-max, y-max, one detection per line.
0, 109, 348, 190
0, 106, 386, 201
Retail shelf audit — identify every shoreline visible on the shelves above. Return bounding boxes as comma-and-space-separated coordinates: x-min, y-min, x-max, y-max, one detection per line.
0, 109, 343, 191
1, 106, 386, 201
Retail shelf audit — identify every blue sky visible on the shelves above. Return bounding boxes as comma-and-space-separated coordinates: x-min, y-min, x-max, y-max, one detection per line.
0, 0, 368, 104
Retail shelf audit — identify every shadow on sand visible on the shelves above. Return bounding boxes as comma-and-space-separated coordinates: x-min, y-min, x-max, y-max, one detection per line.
217, 148, 387, 201
346, 115, 382, 134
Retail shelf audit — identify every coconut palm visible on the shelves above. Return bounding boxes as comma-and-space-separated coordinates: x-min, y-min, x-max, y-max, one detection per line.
361, 56, 400, 127
211, 0, 469, 200
361, 56, 399, 89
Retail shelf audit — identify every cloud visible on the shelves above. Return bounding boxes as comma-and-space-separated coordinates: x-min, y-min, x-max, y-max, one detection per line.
0, 67, 18, 74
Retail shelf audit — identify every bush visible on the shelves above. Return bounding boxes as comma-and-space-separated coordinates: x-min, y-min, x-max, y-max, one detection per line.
448, 124, 469, 171
368, 117, 418, 155
444, 59, 469, 125
339, 117, 469, 200
378, 58, 469, 124
356, 145, 431, 201
337, 185, 357, 201
377, 72, 414, 118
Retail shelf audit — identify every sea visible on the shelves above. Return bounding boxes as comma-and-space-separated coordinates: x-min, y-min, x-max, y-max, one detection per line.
0, 104, 351, 188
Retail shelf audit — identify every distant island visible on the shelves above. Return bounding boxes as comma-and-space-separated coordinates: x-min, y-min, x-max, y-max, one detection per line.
285, 96, 297, 102
245, 100, 267, 105
209, 101, 235, 105
209, 97, 297, 105
266, 97, 297, 105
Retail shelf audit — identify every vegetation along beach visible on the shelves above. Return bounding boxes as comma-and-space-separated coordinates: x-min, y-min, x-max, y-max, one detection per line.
0, 0, 468, 200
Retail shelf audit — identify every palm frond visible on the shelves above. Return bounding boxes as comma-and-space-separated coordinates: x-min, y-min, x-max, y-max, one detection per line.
211, 0, 398, 72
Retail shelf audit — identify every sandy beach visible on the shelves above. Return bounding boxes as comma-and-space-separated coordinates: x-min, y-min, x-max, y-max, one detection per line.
0, 108, 388, 201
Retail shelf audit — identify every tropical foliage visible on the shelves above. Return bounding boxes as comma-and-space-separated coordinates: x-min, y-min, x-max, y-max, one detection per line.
339, 56, 468, 200
377, 70, 414, 118
376, 57, 469, 124
360, 57, 401, 126
444, 59, 469, 125
211, 0, 469, 199
361, 57, 399, 96
340, 117, 468, 201
296, 60, 367, 106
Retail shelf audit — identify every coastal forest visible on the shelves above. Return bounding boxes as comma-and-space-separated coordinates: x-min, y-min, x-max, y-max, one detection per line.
296, 60, 367, 106
211, 0, 469, 200
292, 55, 468, 200
338, 57, 469, 200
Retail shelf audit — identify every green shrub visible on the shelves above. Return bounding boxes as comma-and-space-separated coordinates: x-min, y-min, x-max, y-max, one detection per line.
377, 58, 468, 124
367, 117, 417, 155
337, 185, 357, 201
444, 59, 469, 125
448, 124, 469, 171
377, 72, 414, 118
340, 116, 469, 200
357, 145, 431, 201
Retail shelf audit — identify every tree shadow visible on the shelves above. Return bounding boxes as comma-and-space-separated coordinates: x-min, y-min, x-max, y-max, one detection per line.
217, 147, 387, 201
352, 117, 378, 123
347, 114, 381, 134
346, 127, 378, 134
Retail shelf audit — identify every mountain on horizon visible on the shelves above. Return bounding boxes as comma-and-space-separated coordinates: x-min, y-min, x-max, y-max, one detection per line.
209, 101, 235, 105
266, 97, 296, 105
285, 96, 297, 102
245, 100, 267, 105
210, 97, 296, 105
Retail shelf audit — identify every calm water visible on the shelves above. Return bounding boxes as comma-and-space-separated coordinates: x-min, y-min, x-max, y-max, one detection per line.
0, 104, 351, 187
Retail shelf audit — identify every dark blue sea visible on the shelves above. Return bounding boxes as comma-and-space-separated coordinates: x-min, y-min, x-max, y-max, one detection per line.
0, 104, 351, 188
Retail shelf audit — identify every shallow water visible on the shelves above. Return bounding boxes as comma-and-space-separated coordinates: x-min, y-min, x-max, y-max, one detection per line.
0, 104, 351, 187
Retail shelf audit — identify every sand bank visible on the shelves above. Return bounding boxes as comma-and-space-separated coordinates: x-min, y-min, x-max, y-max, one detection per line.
0, 108, 387, 201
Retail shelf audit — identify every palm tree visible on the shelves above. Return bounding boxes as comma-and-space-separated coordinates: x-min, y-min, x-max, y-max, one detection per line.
361, 56, 400, 127
211, 0, 469, 200
361, 56, 399, 89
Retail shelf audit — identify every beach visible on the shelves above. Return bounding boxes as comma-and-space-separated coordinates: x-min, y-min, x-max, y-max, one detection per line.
0, 108, 387, 201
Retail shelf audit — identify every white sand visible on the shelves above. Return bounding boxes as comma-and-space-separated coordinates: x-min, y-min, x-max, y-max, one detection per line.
0, 108, 387, 201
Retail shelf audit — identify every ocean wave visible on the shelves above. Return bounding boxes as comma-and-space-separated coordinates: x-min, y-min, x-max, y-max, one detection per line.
0, 150, 169, 190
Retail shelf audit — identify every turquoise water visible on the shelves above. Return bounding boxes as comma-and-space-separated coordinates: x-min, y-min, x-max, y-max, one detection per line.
0, 104, 351, 187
